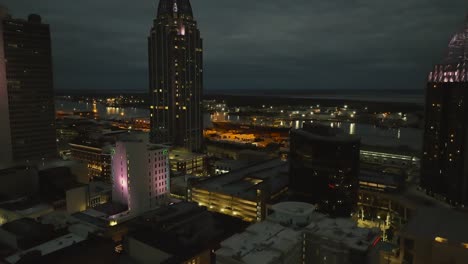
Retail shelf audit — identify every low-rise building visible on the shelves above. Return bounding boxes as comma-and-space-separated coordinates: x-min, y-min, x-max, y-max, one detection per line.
0, 165, 39, 199
65, 181, 112, 214
69, 142, 113, 183
169, 148, 207, 176
0, 201, 54, 227
124, 202, 248, 264
214, 159, 250, 175
4, 233, 87, 264
188, 159, 289, 222
0, 218, 57, 250
356, 185, 451, 242
397, 207, 468, 264
216, 202, 381, 264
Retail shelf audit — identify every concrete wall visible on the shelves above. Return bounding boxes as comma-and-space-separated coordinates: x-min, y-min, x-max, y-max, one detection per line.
126, 237, 171, 264
66, 185, 88, 214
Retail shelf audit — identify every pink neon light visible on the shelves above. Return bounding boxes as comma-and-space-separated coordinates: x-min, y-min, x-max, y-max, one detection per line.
180, 25, 185, 36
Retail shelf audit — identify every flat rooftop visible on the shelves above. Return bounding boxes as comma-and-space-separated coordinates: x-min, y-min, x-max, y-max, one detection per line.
216, 221, 302, 263
271, 202, 316, 218
129, 202, 248, 263
169, 149, 206, 161
193, 159, 288, 200
89, 181, 112, 195
5, 233, 86, 264
217, 208, 380, 262
71, 202, 129, 228
306, 214, 379, 251
1, 218, 52, 239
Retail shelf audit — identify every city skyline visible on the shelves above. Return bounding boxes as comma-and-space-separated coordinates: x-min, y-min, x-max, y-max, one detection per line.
3, 0, 467, 92
2, 2, 468, 263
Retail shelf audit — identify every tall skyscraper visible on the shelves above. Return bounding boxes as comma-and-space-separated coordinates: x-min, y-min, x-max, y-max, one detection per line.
111, 139, 170, 215
421, 14, 468, 207
148, 0, 203, 152
289, 124, 361, 217
0, 8, 56, 166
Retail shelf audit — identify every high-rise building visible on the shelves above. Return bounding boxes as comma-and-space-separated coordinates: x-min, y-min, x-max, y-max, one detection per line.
148, 0, 203, 152
421, 14, 468, 207
289, 123, 361, 217
0, 8, 56, 166
111, 139, 170, 215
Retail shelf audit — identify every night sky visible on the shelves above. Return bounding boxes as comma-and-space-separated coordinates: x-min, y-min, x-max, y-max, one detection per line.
3, 0, 467, 92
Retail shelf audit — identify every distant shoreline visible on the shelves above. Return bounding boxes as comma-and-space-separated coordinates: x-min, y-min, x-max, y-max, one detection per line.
56, 89, 424, 111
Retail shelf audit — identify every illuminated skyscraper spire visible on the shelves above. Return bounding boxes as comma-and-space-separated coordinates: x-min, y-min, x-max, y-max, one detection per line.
428, 14, 468, 83
421, 13, 468, 207
157, 0, 193, 18
444, 13, 468, 66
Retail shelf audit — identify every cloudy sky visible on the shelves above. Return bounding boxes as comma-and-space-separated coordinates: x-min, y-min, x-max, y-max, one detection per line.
3, 0, 467, 92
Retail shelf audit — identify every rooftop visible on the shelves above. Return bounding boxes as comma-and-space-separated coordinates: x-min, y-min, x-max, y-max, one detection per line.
88, 181, 112, 196
71, 202, 129, 229
5, 233, 86, 264
193, 159, 288, 200
306, 214, 379, 251
169, 148, 206, 161
1, 218, 53, 240
216, 221, 302, 264
128, 202, 248, 263
271, 202, 316, 218
217, 204, 380, 263
30, 236, 118, 264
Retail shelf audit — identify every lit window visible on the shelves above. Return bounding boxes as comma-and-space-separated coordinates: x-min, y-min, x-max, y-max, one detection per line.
434, 237, 448, 243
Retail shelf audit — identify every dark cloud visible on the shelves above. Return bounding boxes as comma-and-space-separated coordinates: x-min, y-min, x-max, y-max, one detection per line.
3, 0, 467, 92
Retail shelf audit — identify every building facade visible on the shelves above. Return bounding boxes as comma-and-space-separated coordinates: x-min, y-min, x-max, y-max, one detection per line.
421, 14, 468, 207
397, 207, 468, 264
289, 123, 361, 217
169, 148, 207, 176
148, 0, 203, 152
69, 143, 112, 183
188, 159, 289, 222
0, 8, 56, 166
111, 140, 170, 215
